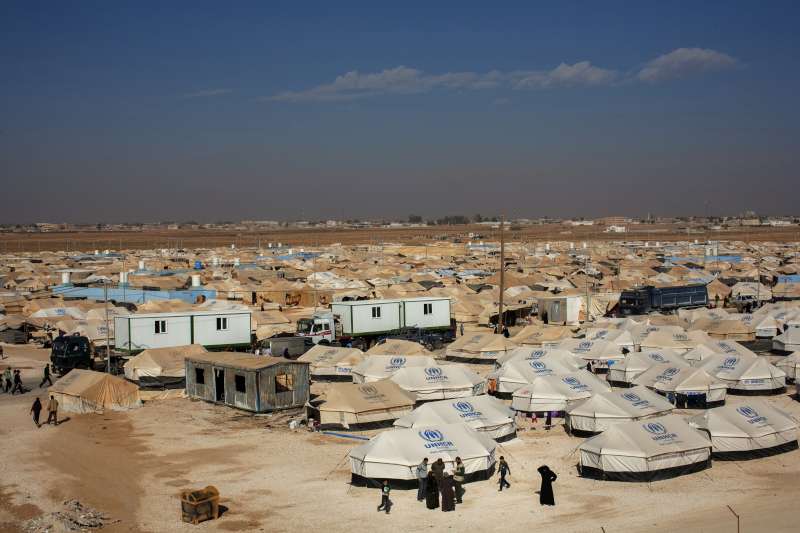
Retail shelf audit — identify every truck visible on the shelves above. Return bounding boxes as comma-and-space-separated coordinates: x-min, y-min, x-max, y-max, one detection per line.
617, 284, 709, 316
50, 333, 94, 374
295, 297, 453, 349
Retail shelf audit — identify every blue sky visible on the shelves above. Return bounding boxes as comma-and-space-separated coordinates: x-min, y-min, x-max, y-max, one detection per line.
1, 1, 798, 223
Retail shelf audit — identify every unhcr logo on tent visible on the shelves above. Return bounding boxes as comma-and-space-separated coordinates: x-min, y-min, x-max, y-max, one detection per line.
622, 392, 649, 408
719, 342, 737, 354
529, 360, 552, 375
673, 333, 688, 342
575, 341, 593, 353
419, 429, 455, 450
359, 385, 379, 396
647, 352, 666, 363
737, 406, 767, 425
656, 367, 680, 382
453, 401, 483, 419
529, 350, 546, 359
562, 376, 589, 391
386, 357, 406, 370
594, 330, 608, 339
643, 422, 678, 442
720, 357, 738, 371
424, 367, 448, 382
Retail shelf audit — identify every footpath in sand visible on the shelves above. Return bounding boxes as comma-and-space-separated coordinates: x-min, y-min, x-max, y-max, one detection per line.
2, 343, 800, 532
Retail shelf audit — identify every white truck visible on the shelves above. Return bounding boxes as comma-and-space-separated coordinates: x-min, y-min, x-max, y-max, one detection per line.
295, 297, 453, 349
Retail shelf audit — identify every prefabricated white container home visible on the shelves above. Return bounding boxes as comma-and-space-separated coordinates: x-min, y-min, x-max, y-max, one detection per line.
331, 297, 451, 337
538, 295, 582, 326
115, 310, 252, 353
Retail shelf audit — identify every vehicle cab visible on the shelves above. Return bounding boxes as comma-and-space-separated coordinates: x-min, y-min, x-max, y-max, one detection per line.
296, 313, 337, 344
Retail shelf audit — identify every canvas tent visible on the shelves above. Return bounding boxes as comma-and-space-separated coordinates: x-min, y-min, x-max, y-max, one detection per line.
697, 354, 786, 393
489, 356, 583, 394
773, 326, 800, 353
607, 349, 689, 386
511, 370, 611, 413
557, 338, 624, 369
394, 395, 516, 440
578, 414, 711, 481
298, 345, 365, 379
633, 364, 728, 406
349, 423, 497, 481
123, 344, 207, 388
389, 365, 485, 400
565, 386, 675, 434
774, 351, 800, 380
585, 328, 635, 352
512, 324, 574, 347
494, 346, 582, 370
366, 339, 433, 357
351, 355, 437, 383
312, 380, 416, 428
639, 329, 711, 354
49, 369, 142, 414
688, 401, 798, 459
444, 333, 517, 362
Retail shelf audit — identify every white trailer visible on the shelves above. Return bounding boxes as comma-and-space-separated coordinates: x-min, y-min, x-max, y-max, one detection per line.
115, 310, 251, 353
538, 295, 581, 326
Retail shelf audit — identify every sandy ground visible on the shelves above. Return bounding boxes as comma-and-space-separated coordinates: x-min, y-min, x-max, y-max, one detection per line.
2, 343, 800, 533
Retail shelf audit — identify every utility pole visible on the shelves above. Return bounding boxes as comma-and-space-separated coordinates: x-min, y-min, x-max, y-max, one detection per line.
585, 250, 592, 323
104, 280, 111, 373
498, 216, 505, 330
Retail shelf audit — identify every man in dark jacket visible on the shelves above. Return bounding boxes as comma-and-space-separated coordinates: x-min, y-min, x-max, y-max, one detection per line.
12, 370, 24, 394
425, 472, 439, 510
430, 458, 445, 483
498, 456, 511, 491
537, 465, 557, 505
30, 397, 43, 427
416, 458, 429, 501
39, 364, 53, 388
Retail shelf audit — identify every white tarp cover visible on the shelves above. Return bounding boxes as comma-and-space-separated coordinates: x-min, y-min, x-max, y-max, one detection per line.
632, 364, 728, 402
639, 329, 711, 354
490, 356, 583, 394
579, 414, 711, 478
585, 328, 635, 350
389, 365, 485, 400
394, 395, 516, 440
683, 344, 720, 363
495, 346, 582, 370
566, 386, 675, 433
688, 401, 798, 455
703, 340, 758, 359
557, 338, 624, 368
775, 351, 800, 380
697, 354, 786, 392
511, 370, 611, 412
365, 339, 433, 356
123, 344, 207, 381
445, 333, 517, 361
607, 349, 689, 385
298, 345, 365, 377
351, 355, 437, 384
349, 423, 497, 480
512, 325, 574, 346
773, 327, 800, 352
315, 380, 415, 427
49, 369, 142, 414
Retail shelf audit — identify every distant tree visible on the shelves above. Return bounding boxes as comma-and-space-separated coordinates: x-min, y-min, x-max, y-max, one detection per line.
473, 214, 483, 223
408, 215, 423, 224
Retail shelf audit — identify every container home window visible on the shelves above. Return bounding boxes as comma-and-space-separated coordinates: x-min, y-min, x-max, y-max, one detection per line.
235, 374, 246, 393
275, 372, 294, 392
423, 303, 433, 315
154, 320, 167, 334
371, 306, 381, 319
195, 368, 205, 385
216, 317, 228, 330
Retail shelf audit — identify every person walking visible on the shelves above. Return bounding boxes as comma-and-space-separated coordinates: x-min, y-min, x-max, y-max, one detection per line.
0, 344, 5, 359
39, 364, 53, 388
545, 411, 552, 431
46, 395, 59, 425
440, 473, 455, 512
376, 480, 391, 514
3, 367, 11, 393
12, 369, 24, 394
498, 456, 511, 491
425, 472, 439, 510
537, 465, 557, 506
416, 458, 429, 501
459, 322, 464, 337
453, 457, 465, 504
30, 397, 43, 427
502, 326, 510, 338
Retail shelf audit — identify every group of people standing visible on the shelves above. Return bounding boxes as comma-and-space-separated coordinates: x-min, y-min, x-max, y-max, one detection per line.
3, 367, 25, 394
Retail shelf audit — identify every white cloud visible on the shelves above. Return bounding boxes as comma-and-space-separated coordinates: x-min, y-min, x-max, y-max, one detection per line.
637, 48, 738, 82
183, 88, 232, 98
269, 49, 739, 102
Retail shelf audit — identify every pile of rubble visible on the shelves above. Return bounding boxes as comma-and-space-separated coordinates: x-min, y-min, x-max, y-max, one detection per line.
23, 500, 118, 532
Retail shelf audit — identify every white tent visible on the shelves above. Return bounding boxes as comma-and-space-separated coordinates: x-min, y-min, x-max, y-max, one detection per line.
298, 345, 365, 379
638, 329, 711, 354
773, 326, 800, 353
494, 346, 582, 369
683, 344, 720, 364
351, 355, 437, 384
633, 364, 728, 404
314, 380, 416, 428
123, 344, 207, 387
688, 401, 798, 458
489, 356, 583, 394
444, 332, 517, 362
394, 395, 516, 440
703, 340, 758, 359
49, 369, 142, 414
349, 423, 497, 481
389, 365, 485, 400
578, 414, 711, 481
774, 351, 800, 380
697, 353, 786, 393
565, 386, 675, 434
511, 370, 611, 413
607, 349, 689, 386
557, 338, 625, 369
512, 324, 574, 346
365, 339, 433, 357
585, 328, 635, 352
